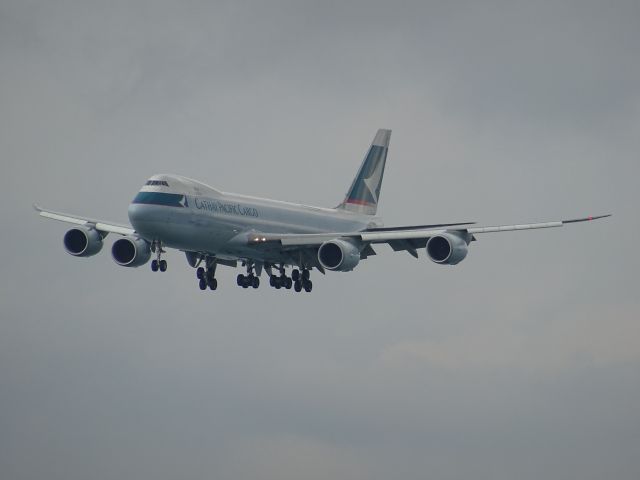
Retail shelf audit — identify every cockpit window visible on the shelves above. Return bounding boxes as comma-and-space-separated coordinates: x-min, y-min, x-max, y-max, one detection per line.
145, 180, 169, 187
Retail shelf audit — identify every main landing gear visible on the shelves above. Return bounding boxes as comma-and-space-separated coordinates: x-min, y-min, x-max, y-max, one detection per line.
191, 258, 314, 293
237, 263, 259, 289
269, 266, 312, 293
150, 240, 167, 272
196, 258, 217, 291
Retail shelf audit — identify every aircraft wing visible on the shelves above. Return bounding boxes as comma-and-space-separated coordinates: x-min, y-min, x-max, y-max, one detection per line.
248, 215, 611, 256
34, 204, 135, 236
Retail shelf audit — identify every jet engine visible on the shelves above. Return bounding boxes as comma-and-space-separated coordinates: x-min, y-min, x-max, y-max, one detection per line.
318, 239, 361, 271
63, 227, 104, 257
426, 232, 469, 265
111, 236, 151, 267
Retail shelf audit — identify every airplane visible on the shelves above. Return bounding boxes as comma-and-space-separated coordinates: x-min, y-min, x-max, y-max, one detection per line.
35, 129, 610, 293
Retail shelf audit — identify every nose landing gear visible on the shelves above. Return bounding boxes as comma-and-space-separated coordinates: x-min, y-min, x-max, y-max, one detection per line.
150, 240, 167, 272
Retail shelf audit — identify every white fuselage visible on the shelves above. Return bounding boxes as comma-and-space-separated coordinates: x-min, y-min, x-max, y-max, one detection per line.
128, 174, 381, 263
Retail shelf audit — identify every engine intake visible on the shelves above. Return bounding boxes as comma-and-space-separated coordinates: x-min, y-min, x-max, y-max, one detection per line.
63, 227, 103, 257
111, 236, 151, 267
426, 232, 469, 265
318, 239, 361, 271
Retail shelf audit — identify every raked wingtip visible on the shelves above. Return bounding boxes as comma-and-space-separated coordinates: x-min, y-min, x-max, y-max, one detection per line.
562, 214, 612, 224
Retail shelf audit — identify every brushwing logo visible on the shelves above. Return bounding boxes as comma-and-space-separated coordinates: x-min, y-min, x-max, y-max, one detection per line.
363, 157, 384, 204
346, 144, 387, 206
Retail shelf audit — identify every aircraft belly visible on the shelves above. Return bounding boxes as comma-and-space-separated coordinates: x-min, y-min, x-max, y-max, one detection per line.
129, 204, 235, 253
165, 211, 237, 252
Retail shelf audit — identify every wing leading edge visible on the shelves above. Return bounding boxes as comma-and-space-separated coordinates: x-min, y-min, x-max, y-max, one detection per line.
34, 204, 135, 236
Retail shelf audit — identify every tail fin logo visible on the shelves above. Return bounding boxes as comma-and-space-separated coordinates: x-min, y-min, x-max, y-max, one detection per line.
362, 155, 385, 204
339, 129, 391, 215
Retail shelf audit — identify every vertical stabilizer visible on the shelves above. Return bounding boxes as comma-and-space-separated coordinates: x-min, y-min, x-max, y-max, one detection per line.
337, 129, 391, 215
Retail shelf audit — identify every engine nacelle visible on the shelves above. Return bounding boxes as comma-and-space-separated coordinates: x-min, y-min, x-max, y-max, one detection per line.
318, 239, 361, 271
63, 227, 104, 257
426, 232, 469, 265
111, 236, 151, 267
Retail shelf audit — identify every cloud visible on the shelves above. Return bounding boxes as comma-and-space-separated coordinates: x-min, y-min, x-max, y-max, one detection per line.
381, 303, 640, 371
217, 434, 371, 480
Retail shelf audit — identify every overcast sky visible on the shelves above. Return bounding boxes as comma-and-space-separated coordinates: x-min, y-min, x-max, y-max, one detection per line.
1, 1, 639, 479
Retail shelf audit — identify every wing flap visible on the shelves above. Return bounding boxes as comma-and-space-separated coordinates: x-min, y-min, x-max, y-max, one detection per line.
388, 239, 420, 258
248, 215, 610, 250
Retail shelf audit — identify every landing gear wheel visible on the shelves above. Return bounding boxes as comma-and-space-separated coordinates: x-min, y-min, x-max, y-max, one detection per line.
237, 274, 252, 288
151, 260, 158, 272
269, 275, 276, 287
302, 269, 310, 281
208, 278, 218, 290
252, 277, 260, 289
292, 269, 300, 281
294, 281, 302, 292
198, 278, 207, 290
285, 277, 292, 289
196, 267, 205, 279
303, 280, 313, 292
159, 260, 167, 272
274, 277, 282, 289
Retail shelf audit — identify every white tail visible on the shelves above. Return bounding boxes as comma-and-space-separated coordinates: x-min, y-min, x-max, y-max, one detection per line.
337, 129, 391, 215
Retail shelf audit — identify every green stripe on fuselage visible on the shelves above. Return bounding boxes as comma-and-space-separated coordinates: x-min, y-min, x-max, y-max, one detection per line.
132, 191, 186, 207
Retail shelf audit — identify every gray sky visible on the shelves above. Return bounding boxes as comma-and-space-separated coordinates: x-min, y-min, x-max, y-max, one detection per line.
1, 1, 639, 479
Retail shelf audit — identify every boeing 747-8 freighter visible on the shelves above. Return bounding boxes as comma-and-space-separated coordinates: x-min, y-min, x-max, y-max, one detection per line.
35, 129, 609, 293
